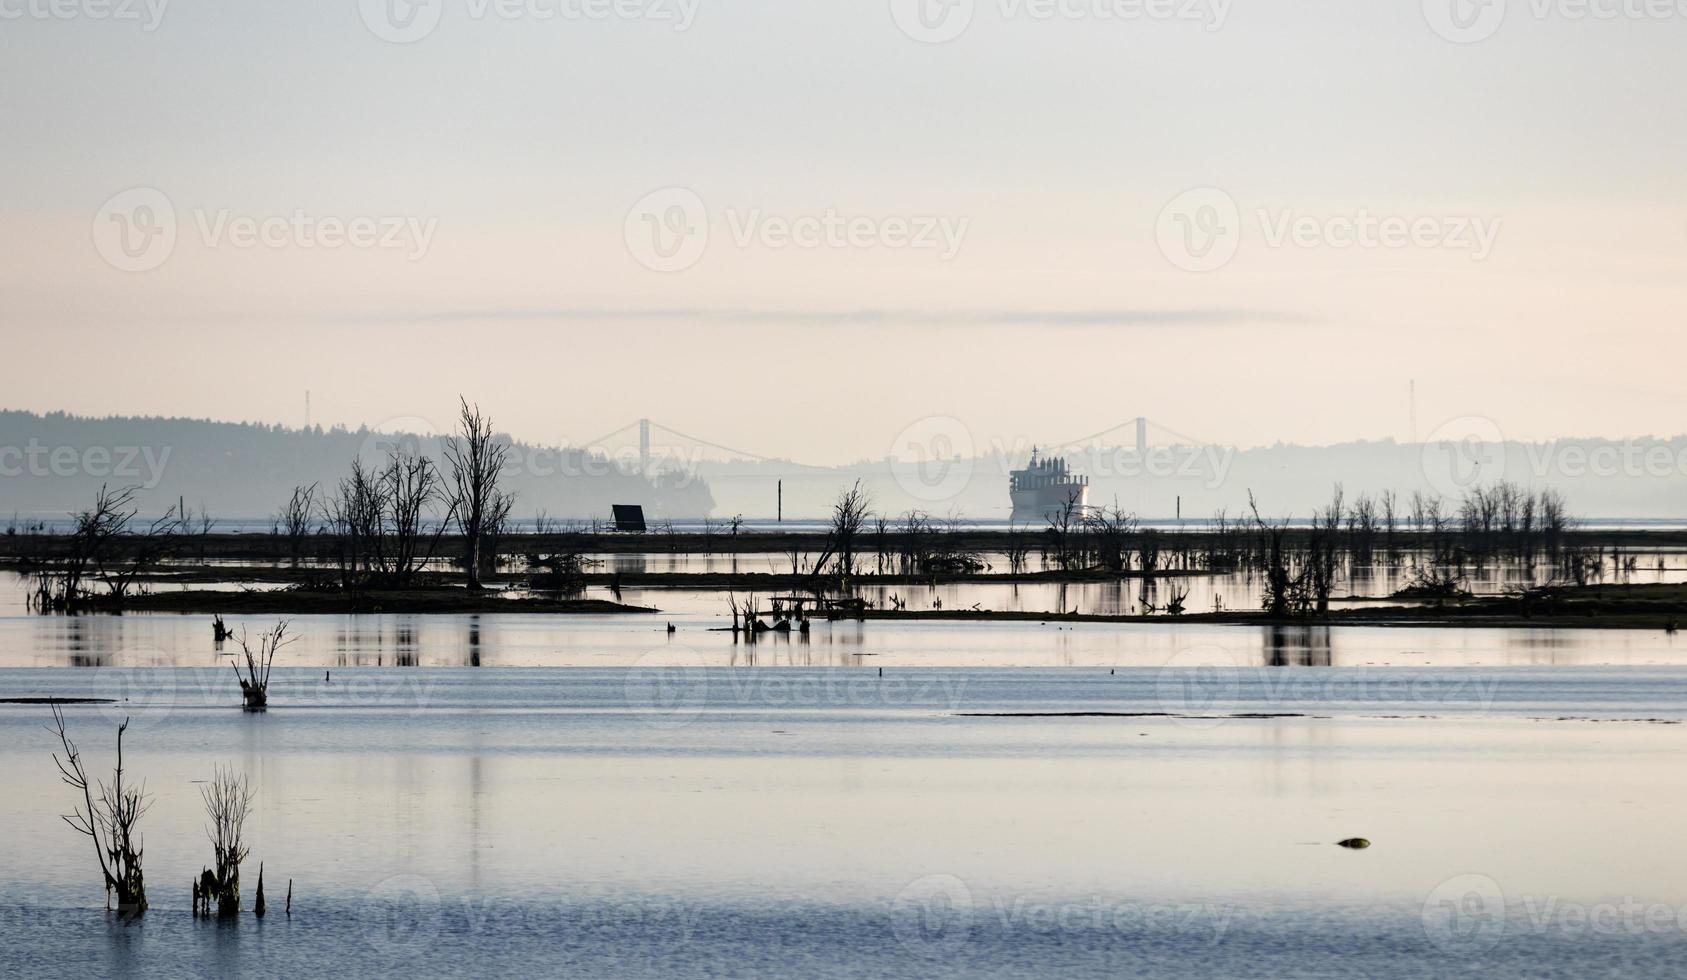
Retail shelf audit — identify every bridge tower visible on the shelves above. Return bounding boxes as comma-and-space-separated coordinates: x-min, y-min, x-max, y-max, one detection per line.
1135, 417, 1148, 455
639, 418, 651, 473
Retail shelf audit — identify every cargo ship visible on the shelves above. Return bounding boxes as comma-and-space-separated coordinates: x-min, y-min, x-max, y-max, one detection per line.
1010, 448, 1089, 523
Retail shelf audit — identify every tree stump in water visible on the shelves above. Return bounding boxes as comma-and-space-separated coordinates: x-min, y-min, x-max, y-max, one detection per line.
238, 678, 267, 710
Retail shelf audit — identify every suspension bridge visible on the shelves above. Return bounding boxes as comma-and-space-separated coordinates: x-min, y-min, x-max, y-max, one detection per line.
571, 417, 1219, 472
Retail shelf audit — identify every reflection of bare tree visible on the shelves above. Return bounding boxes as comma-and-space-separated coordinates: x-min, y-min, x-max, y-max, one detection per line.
1263, 624, 1332, 667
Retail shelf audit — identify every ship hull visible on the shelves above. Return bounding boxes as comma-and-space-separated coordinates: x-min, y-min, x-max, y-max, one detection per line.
1010, 484, 1090, 524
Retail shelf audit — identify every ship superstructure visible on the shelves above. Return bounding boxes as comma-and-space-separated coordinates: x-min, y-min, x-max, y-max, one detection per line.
1009, 448, 1089, 523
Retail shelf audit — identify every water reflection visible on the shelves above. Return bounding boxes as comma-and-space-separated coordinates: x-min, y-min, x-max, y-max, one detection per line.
1264, 625, 1333, 667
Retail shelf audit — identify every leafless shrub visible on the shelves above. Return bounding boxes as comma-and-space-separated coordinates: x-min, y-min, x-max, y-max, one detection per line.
233, 620, 295, 709
49, 706, 150, 917
197, 765, 255, 918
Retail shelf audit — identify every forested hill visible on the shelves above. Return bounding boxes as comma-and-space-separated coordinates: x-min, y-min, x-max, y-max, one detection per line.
0, 411, 714, 521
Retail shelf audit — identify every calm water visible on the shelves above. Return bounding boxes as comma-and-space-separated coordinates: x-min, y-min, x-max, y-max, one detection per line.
4, 570, 1687, 977
131, 546, 1687, 621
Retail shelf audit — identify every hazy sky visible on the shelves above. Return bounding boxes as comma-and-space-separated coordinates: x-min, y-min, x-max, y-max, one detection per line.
2, 0, 1684, 463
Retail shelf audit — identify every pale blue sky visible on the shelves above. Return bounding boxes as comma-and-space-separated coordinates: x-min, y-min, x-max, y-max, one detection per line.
2, 0, 1684, 460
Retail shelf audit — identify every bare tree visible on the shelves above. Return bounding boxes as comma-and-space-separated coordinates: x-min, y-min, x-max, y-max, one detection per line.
197, 765, 255, 918
276, 483, 318, 564
1249, 492, 1294, 619
32, 485, 135, 611
381, 452, 447, 588
1045, 489, 1084, 571
33, 485, 182, 612
1083, 501, 1136, 573
1380, 490, 1399, 562
49, 706, 150, 917
829, 481, 872, 579
1003, 523, 1031, 574
322, 459, 381, 589
1307, 486, 1343, 612
443, 398, 513, 590
233, 621, 295, 709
